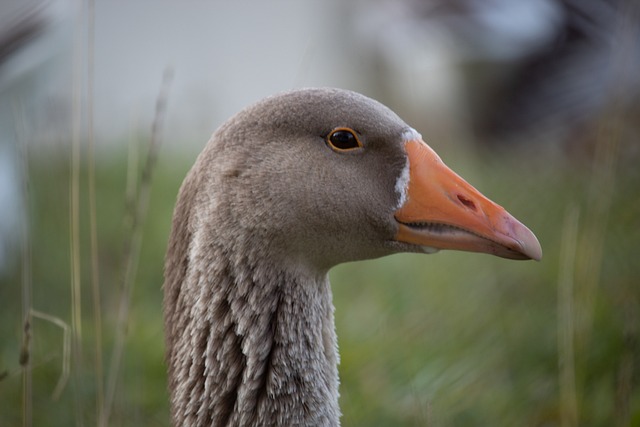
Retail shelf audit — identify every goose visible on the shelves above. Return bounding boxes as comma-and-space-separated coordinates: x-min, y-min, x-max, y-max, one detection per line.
163, 87, 542, 426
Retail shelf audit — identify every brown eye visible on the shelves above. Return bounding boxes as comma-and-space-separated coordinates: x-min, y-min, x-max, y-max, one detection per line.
327, 128, 362, 152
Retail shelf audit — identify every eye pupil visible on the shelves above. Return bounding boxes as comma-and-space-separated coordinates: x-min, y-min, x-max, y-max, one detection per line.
328, 129, 361, 151
331, 131, 354, 148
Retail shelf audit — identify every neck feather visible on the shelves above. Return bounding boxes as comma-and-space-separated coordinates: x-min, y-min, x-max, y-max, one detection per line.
164, 239, 341, 426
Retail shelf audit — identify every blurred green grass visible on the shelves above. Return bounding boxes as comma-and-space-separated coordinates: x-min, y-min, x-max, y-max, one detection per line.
0, 136, 638, 426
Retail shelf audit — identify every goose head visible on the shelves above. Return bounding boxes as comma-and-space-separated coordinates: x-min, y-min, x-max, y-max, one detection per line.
164, 87, 541, 426
194, 87, 541, 272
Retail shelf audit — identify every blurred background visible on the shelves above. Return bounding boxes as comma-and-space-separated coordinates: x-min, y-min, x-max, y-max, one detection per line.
1, 0, 638, 425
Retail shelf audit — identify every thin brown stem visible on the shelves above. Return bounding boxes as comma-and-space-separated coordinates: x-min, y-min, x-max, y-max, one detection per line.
101, 67, 173, 427
558, 206, 580, 427
85, 0, 104, 422
15, 101, 32, 427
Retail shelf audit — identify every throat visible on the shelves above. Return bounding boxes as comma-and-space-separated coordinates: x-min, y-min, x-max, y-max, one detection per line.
165, 254, 340, 426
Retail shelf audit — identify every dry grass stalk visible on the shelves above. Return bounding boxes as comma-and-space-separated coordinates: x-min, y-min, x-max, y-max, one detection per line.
558, 206, 580, 427
16, 102, 33, 427
100, 67, 173, 427
30, 310, 71, 400
84, 0, 105, 421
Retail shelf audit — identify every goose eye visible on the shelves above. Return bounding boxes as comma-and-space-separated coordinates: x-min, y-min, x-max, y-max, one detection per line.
327, 128, 362, 152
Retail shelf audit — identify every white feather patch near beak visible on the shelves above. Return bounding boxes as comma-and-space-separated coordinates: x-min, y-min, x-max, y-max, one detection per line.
395, 128, 422, 210
394, 157, 410, 210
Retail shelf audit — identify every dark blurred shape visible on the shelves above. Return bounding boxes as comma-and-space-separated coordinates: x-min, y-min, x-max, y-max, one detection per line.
0, 1, 49, 64
0, 0, 57, 273
469, 0, 640, 146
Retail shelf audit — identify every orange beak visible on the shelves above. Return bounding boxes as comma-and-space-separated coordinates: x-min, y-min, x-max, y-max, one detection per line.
394, 139, 542, 261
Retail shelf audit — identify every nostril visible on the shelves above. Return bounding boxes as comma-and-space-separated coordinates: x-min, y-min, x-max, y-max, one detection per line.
457, 194, 477, 212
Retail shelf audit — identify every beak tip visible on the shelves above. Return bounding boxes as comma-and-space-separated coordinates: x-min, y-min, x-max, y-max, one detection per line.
517, 230, 543, 262
527, 245, 543, 262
